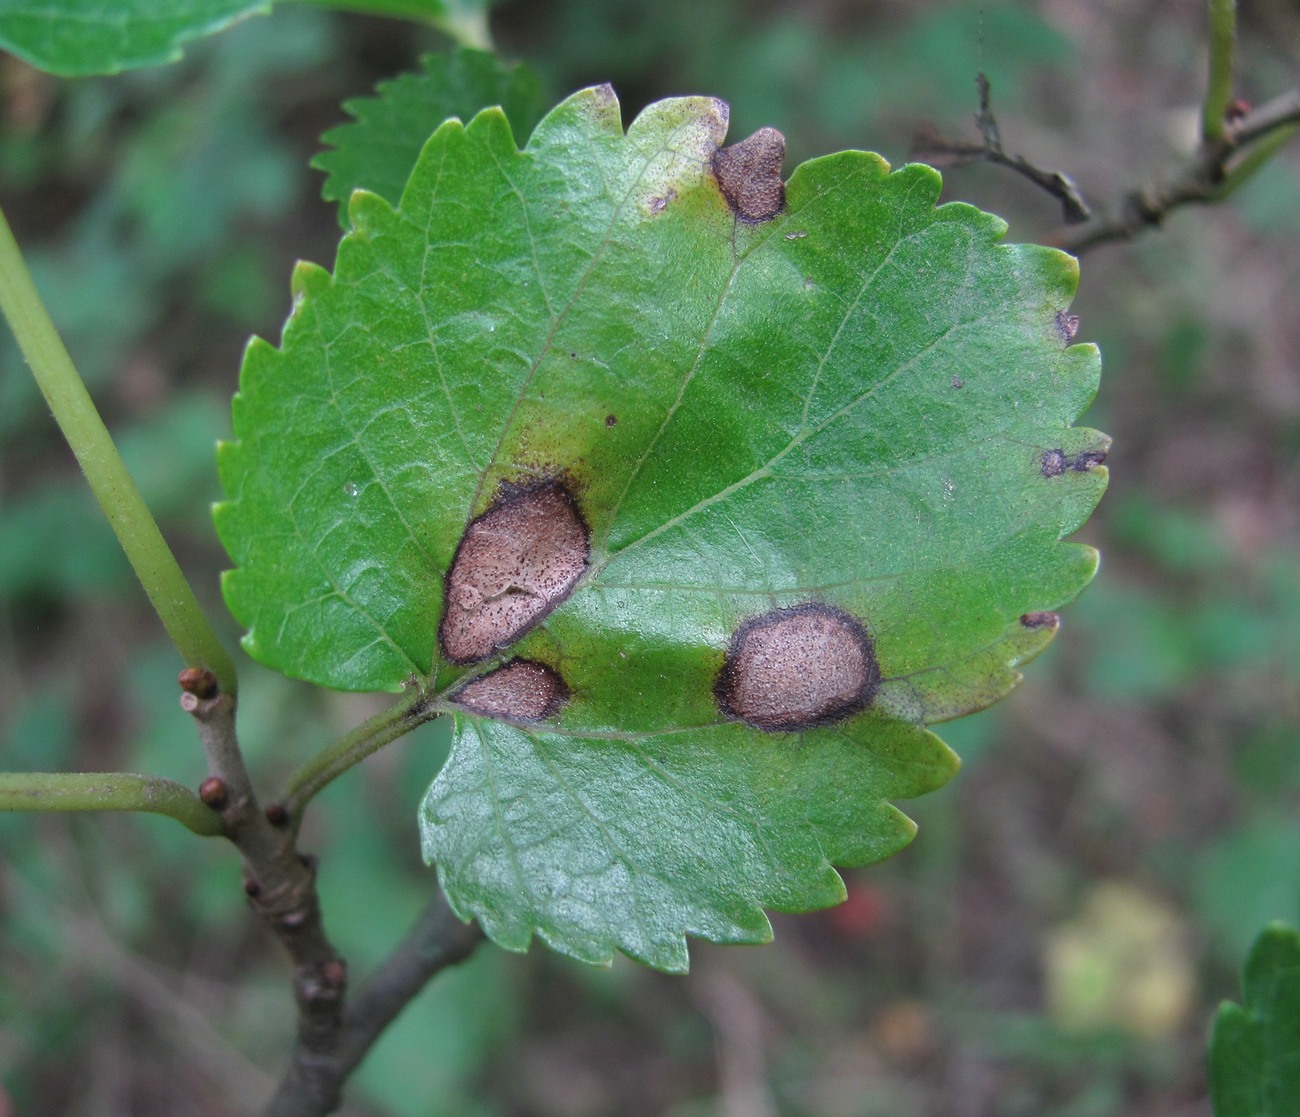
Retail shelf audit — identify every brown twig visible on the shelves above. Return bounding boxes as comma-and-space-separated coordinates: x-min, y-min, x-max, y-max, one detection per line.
1058, 88, 1300, 253
263, 892, 485, 1117
914, 74, 1300, 256
180, 671, 477, 1117
912, 73, 1091, 225
179, 674, 348, 1110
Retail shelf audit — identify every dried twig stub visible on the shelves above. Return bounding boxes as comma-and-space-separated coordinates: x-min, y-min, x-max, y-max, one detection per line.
439, 481, 589, 664
715, 603, 881, 732
712, 127, 787, 222
451, 659, 569, 722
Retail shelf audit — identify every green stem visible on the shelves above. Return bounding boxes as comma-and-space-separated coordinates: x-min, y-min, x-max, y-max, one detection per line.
436, 8, 493, 51
1212, 123, 1300, 199
0, 202, 237, 697
0, 771, 225, 836
1202, 0, 1237, 143
281, 694, 429, 820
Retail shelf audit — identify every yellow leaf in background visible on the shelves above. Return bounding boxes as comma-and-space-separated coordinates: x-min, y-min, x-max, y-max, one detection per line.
1045, 881, 1196, 1039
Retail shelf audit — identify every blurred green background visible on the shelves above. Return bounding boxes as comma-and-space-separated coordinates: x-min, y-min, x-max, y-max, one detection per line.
2, 1, 1299, 1114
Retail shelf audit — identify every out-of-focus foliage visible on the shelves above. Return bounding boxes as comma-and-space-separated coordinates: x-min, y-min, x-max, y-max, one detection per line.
314, 48, 543, 227
0, 6, 335, 446
1209, 923, 1300, 1117
0, 0, 483, 76
1045, 882, 1195, 1040
499, 0, 1074, 165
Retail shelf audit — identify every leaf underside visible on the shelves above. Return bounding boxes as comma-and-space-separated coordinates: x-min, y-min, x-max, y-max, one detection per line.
217, 86, 1107, 970
1210, 923, 1300, 1117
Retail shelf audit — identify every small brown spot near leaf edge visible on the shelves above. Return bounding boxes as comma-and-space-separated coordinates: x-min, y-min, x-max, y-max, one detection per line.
1041, 448, 1107, 478
1055, 309, 1081, 342
712, 126, 787, 223
647, 188, 677, 216
1068, 449, 1108, 471
1020, 610, 1060, 630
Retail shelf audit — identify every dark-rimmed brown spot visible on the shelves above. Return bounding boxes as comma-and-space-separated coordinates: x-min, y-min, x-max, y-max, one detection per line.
712, 126, 786, 223
1020, 611, 1060, 630
439, 480, 590, 664
715, 603, 880, 732
451, 658, 569, 722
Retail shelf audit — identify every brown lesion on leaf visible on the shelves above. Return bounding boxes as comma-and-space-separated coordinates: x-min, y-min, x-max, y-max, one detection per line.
646, 188, 677, 216
451, 659, 569, 722
712, 126, 787, 223
1041, 448, 1108, 478
439, 480, 590, 664
1055, 309, 1081, 342
715, 603, 881, 732
1020, 611, 1060, 630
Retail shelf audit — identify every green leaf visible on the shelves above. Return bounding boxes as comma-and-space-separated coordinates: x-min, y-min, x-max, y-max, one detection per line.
217, 87, 1106, 968
313, 48, 544, 230
0, 0, 488, 76
1210, 923, 1300, 1116
0, 0, 269, 76
291, 0, 492, 50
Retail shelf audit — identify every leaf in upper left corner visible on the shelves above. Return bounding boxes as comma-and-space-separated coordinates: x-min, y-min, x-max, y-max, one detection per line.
0, 0, 269, 76
313, 48, 543, 228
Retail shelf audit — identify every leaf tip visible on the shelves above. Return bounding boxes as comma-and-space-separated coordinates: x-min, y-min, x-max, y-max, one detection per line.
1072, 543, 1103, 581
290, 260, 330, 304
238, 335, 282, 387
536, 83, 624, 143
345, 188, 394, 234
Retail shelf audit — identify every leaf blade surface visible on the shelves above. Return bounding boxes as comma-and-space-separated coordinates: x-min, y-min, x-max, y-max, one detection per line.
0, 0, 268, 75
1210, 922, 1300, 1117
218, 86, 1107, 967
